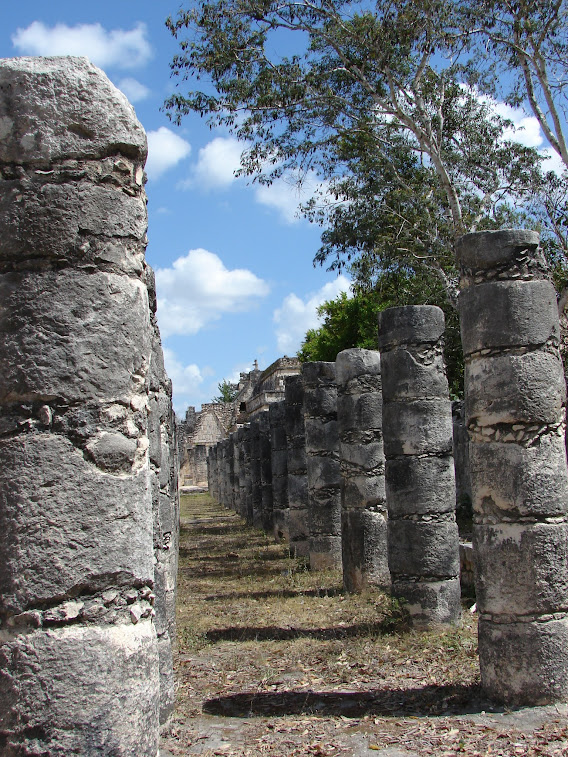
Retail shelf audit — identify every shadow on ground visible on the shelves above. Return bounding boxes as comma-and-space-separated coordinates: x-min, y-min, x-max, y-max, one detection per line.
203, 682, 487, 718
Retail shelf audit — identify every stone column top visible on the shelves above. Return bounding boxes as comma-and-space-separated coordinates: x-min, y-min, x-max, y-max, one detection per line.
377, 305, 445, 351
335, 348, 381, 384
0, 56, 147, 165
455, 229, 540, 270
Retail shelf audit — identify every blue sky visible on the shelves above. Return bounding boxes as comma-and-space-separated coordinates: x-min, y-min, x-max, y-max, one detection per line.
0, 2, 350, 413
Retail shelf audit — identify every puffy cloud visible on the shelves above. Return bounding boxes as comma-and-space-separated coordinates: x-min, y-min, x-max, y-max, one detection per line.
273, 275, 352, 354
12, 21, 152, 70
155, 248, 270, 338
190, 137, 243, 189
146, 127, 191, 180
117, 77, 150, 103
490, 100, 544, 149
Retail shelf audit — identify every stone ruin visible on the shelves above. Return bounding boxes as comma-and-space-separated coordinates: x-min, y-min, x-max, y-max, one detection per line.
0, 57, 178, 755
208, 232, 568, 707
1, 52, 568, 756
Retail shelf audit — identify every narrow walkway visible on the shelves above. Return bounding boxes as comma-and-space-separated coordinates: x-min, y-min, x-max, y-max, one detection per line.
160, 493, 568, 756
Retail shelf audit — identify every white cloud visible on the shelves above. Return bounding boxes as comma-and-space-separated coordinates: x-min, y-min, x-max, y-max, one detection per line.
155, 248, 270, 338
12, 21, 152, 70
162, 348, 205, 414
146, 127, 191, 180
117, 77, 150, 103
273, 275, 352, 354
490, 100, 544, 149
541, 146, 566, 176
190, 137, 243, 189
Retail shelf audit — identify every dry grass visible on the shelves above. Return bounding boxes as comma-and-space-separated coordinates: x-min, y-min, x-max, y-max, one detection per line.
161, 493, 568, 756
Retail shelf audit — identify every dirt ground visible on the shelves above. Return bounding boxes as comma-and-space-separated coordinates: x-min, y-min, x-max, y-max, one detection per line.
160, 493, 568, 757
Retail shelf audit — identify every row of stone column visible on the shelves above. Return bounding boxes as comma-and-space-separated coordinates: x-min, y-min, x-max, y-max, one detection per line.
210, 229, 568, 706
208, 334, 460, 629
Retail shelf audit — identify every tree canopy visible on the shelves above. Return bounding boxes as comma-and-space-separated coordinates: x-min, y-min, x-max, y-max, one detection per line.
213, 379, 239, 403
166, 0, 568, 386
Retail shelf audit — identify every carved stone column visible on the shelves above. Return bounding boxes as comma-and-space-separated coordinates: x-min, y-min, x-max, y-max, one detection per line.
336, 348, 389, 592
378, 306, 461, 627
457, 229, 568, 704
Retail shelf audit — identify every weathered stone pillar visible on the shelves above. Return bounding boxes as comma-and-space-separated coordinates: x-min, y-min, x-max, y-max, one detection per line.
336, 349, 389, 592
227, 432, 236, 511
240, 425, 253, 524
285, 375, 310, 557
377, 306, 461, 627
456, 229, 568, 704
452, 400, 472, 525
217, 439, 227, 507
303, 362, 342, 570
259, 411, 274, 533
0, 57, 162, 754
147, 269, 179, 724
233, 428, 244, 517
270, 401, 290, 542
249, 418, 263, 529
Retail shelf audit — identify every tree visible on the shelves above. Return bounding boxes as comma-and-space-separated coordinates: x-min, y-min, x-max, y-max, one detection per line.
213, 379, 239, 403
165, 0, 544, 307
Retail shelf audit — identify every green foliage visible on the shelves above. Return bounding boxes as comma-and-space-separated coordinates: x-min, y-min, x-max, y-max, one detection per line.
213, 379, 239, 403
298, 273, 464, 397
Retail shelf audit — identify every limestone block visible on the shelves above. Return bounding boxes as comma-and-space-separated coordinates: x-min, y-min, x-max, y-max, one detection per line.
306, 454, 341, 491
309, 490, 342, 535
380, 347, 449, 400
0, 270, 150, 403
465, 350, 565, 426
382, 399, 453, 457
455, 229, 541, 271
337, 392, 383, 432
308, 536, 342, 569
388, 520, 460, 578
0, 57, 147, 165
305, 418, 339, 455
341, 509, 389, 592
391, 578, 462, 629
342, 474, 386, 510
0, 434, 153, 614
474, 522, 568, 616
340, 440, 384, 470
478, 615, 568, 704
469, 436, 568, 519
385, 456, 457, 516
377, 305, 445, 351
288, 473, 309, 506
287, 446, 307, 473
459, 280, 559, 355
0, 622, 159, 756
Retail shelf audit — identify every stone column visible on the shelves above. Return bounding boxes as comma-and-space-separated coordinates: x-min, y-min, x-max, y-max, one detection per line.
249, 418, 263, 529
233, 428, 243, 517
377, 306, 461, 627
285, 375, 310, 557
303, 362, 342, 570
336, 349, 389, 592
0, 57, 161, 754
227, 432, 236, 512
456, 229, 568, 704
240, 425, 253, 524
147, 269, 179, 725
217, 439, 227, 507
259, 411, 274, 533
270, 401, 290, 542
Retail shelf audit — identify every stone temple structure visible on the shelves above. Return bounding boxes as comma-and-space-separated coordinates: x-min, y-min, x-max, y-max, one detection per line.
178, 403, 232, 486
0, 57, 178, 755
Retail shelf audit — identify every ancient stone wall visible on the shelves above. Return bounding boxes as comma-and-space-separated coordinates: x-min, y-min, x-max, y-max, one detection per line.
0, 57, 177, 755
457, 229, 568, 704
